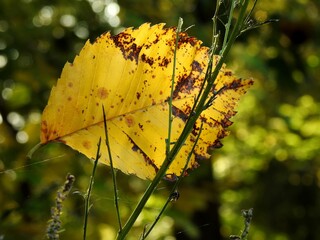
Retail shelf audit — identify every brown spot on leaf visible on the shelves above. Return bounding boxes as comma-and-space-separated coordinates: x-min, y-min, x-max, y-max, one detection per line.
136, 92, 141, 100
172, 106, 188, 122
68, 82, 73, 88
125, 115, 135, 127
141, 53, 154, 66
112, 32, 142, 63
159, 57, 171, 67
220, 117, 233, 128
173, 60, 202, 98
178, 32, 198, 47
125, 132, 159, 174
191, 60, 202, 73
132, 144, 139, 152
97, 87, 108, 99
82, 140, 92, 149
41, 121, 48, 141
67, 96, 72, 101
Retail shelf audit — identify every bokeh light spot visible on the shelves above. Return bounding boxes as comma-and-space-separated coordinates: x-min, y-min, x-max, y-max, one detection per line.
0, 55, 8, 68
7, 112, 25, 130
16, 131, 29, 144
75, 25, 89, 39
2, 87, 13, 100
105, 2, 120, 17
60, 14, 77, 28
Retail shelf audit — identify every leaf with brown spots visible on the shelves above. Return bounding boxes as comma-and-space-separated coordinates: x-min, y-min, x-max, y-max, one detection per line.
40, 23, 253, 180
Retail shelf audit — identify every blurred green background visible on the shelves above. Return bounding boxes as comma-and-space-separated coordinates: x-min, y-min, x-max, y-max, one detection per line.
0, 0, 319, 239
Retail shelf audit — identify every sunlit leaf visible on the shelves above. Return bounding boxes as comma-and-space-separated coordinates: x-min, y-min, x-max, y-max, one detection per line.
40, 23, 253, 180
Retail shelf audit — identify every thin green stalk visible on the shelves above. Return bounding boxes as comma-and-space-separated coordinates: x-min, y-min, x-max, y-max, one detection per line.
211, 0, 221, 54
241, 0, 279, 35
222, 0, 237, 50
220, 0, 250, 57
117, 1, 250, 238
83, 137, 101, 240
102, 105, 122, 232
166, 17, 183, 156
244, 0, 258, 24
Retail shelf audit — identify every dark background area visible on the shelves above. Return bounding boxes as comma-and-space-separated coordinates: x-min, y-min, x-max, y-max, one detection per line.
0, 0, 319, 239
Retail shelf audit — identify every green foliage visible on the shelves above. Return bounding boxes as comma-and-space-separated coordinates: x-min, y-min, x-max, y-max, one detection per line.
1, 0, 320, 239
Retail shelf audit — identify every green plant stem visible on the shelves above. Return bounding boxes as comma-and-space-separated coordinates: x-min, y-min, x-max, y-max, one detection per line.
117, 1, 250, 238
102, 106, 122, 232
83, 137, 101, 240
222, 0, 237, 50
166, 17, 183, 156
220, 0, 250, 57
211, 0, 221, 54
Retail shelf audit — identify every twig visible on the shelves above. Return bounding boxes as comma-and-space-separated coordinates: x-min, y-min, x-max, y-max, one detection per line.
240, 208, 253, 239
229, 208, 254, 240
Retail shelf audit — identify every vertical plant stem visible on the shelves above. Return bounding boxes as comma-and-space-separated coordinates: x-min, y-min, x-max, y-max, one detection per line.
220, 0, 250, 56
102, 105, 122, 232
211, 0, 221, 54
166, 17, 183, 155
222, 0, 237, 50
83, 137, 101, 240
117, 1, 250, 238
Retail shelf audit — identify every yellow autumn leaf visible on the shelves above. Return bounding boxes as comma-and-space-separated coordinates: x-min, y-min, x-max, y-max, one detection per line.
40, 23, 253, 180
